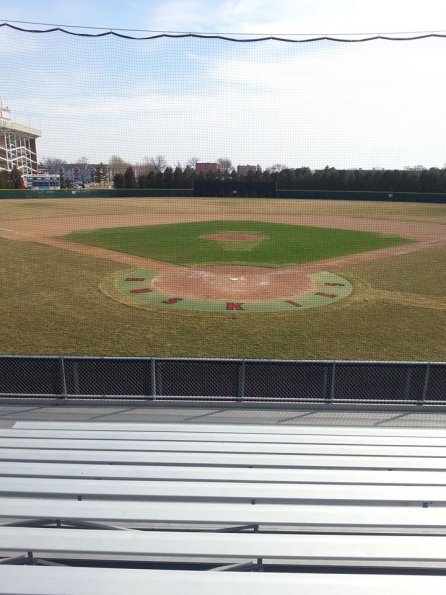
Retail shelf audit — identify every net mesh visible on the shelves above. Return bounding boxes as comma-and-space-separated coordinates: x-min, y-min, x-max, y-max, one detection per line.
1, 27, 445, 169
0, 24, 445, 372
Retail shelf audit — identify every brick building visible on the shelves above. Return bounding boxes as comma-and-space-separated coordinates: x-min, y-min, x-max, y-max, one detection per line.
237, 165, 257, 176
195, 162, 221, 175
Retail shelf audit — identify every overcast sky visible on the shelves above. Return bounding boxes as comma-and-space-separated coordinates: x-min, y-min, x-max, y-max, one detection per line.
1, 0, 446, 169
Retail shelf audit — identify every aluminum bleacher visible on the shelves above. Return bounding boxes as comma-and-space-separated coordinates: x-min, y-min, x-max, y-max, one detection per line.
2, 421, 446, 594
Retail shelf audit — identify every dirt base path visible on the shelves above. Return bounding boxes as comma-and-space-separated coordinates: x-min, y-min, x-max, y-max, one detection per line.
1, 212, 445, 301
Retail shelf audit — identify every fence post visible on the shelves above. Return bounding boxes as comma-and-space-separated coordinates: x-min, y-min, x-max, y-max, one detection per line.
329, 362, 337, 403
404, 366, 412, 403
59, 356, 67, 400
150, 358, 157, 400
322, 366, 329, 403
238, 360, 246, 401
72, 361, 80, 396
420, 364, 430, 405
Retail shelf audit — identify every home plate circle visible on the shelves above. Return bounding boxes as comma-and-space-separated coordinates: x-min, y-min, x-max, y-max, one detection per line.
102, 266, 353, 313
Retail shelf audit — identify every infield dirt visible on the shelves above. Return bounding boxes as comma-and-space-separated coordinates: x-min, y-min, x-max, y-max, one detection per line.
1, 202, 443, 303
0, 203, 444, 282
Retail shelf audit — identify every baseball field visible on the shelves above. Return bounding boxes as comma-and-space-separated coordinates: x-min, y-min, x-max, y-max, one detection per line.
0, 197, 445, 360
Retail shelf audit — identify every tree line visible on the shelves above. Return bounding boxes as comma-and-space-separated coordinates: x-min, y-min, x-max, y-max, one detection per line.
40, 158, 109, 188
113, 164, 446, 197
3, 157, 446, 195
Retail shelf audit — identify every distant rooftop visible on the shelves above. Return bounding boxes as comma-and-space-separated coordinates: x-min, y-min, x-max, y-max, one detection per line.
0, 118, 41, 138
0, 97, 40, 138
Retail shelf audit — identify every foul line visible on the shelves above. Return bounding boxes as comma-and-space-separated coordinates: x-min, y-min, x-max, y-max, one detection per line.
0, 227, 31, 236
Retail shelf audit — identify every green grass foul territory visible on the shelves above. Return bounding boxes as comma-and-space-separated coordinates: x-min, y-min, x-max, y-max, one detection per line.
66, 220, 410, 267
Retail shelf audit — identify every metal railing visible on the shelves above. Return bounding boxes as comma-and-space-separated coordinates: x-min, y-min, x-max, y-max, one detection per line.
0, 355, 445, 406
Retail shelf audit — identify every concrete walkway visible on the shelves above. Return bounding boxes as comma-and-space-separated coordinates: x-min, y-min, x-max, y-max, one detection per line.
2, 401, 446, 429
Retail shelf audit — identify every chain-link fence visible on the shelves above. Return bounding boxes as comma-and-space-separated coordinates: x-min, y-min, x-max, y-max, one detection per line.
0, 355, 445, 406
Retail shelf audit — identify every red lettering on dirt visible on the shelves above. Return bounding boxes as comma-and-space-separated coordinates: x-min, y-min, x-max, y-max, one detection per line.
226, 303, 244, 311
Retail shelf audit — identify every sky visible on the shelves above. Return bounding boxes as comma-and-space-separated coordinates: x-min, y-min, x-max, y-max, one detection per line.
1, 0, 446, 169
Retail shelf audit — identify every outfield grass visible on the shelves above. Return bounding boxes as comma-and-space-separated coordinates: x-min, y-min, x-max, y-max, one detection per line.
342, 245, 446, 298
1, 197, 446, 224
0, 237, 444, 361
66, 220, 409, 266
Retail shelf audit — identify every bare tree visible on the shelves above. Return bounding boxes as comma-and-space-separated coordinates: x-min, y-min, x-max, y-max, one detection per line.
148, 155, 167, 173
269, 163, 287, 173
134, 157, 151, 178
187, 157, 200, 169
217, 158, 233, 173
41, 158, 67, 174
108, 155, 129, 178
76, 157, 92, 186
404, 165, 426, 171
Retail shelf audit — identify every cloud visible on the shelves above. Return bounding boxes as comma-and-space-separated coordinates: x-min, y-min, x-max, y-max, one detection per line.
146, 0, 446, 35
2, 16, 446, 169
3, 0, 446, 36
31, 49, 446, 170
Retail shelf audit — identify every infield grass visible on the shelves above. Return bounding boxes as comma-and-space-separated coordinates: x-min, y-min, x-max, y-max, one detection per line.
66, 220, 409, 266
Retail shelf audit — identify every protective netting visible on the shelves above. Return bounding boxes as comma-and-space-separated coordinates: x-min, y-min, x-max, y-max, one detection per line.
1, 26, 446, 170
0, 24, 445, 370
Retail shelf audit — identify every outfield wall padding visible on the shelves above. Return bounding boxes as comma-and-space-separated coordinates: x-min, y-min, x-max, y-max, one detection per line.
0, 188, 193, 199
2, 188, 446, 202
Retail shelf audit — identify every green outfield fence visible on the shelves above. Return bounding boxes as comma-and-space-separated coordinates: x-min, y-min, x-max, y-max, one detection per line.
2, 188, 446, 202
0, 188, 193, 199
276, 189, 446, 203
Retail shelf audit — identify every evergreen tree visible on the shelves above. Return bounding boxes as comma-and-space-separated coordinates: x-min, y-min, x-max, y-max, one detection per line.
9, 167, 24, 189
0, 171, 10, 189
163, 167, 174, 188
173, 166, 183, 188
95, 163, 109, 184
113, 173, 125, 188
123, 167, 137, 188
